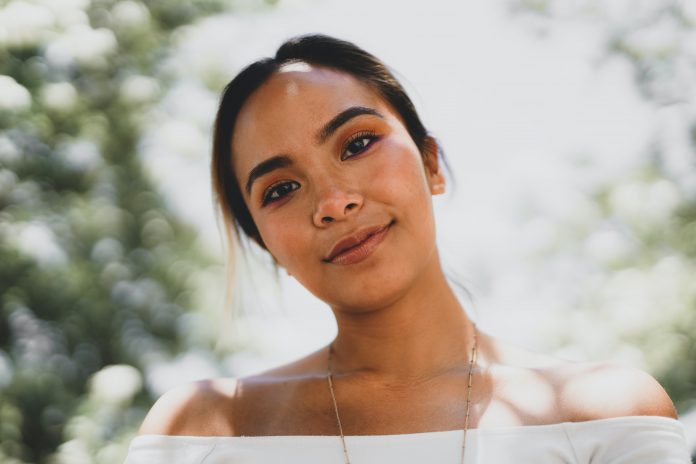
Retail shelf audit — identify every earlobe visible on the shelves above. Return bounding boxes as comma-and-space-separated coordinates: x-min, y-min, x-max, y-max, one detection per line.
430, 182, 445, 195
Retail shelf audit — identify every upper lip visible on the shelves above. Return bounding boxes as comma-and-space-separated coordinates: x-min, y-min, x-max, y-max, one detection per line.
324, 221, 392, 262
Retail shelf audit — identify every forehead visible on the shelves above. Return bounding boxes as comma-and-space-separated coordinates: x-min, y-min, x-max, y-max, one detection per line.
231, 65, 389, 172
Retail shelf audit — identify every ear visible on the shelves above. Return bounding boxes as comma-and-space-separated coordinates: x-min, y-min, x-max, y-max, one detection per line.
422, 136, 445, 195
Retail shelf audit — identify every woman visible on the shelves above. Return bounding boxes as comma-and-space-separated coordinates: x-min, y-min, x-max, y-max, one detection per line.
125, 34, 691, 463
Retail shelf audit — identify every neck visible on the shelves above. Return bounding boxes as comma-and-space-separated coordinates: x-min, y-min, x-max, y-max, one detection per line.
328, 255, 477, 385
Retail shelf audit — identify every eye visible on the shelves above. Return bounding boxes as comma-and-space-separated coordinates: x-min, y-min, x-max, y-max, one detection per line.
341, 131, 379, 161
261, 180, 300, 206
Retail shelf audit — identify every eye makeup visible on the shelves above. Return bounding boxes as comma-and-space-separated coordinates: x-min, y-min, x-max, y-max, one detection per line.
341, 130, 380, 161
261, 180, 300, 206
257, 126, 383, 208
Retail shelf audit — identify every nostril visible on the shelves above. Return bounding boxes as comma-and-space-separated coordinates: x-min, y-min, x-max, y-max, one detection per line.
322, 216, 334, 223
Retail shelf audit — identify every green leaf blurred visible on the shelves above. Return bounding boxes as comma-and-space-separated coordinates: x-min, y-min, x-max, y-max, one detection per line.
0, 1, 272, 462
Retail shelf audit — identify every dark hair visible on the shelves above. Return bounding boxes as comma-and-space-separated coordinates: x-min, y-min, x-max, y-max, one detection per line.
211, 34, 448, 251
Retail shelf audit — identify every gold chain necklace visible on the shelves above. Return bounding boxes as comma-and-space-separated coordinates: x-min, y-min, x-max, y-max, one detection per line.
327, 323, 478, 464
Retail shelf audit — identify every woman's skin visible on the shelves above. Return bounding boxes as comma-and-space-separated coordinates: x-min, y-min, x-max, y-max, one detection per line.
140, 64, 678, 437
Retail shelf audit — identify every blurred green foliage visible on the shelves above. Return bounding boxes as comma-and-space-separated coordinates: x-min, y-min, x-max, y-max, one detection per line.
0, 0, 261, 462
510, 0, 696, 414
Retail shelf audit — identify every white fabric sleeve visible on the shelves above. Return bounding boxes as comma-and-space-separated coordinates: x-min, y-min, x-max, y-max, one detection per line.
123, 436, 217, 464
563, 416, 692, 464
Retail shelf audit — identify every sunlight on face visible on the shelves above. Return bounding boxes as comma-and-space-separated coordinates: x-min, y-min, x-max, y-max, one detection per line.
278, 61, 314, 73
276, 61, 314, 97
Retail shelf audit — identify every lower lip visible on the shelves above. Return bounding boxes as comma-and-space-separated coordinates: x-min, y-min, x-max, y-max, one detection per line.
329, 223, 392, 265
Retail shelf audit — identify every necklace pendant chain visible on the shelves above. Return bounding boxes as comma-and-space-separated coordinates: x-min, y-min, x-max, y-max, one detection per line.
327, 322, 478, 464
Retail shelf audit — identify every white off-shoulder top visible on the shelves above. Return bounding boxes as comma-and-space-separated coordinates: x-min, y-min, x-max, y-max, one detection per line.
124, 416, 692, 463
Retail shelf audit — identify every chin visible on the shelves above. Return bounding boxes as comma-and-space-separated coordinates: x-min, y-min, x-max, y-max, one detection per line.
320, 272, 415, 313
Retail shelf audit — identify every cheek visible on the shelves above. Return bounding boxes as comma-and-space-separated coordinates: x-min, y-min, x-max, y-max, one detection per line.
255, 216, 306, 265
373, 139, 433, 209
375, 140, 437, 251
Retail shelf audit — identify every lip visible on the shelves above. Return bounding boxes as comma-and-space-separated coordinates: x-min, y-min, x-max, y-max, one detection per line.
324, 221, 394, 265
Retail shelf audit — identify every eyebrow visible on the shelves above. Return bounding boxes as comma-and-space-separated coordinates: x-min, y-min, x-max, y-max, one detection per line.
316, 106, 383, 144
245, 155, 292, 196
244, 106, 384, 196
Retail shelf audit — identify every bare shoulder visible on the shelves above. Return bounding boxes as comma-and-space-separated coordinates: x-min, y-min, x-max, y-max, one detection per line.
138, 378, 239, 436
554, 360, 678, 421
484, 335, 678, 424
138, 349, 329, 437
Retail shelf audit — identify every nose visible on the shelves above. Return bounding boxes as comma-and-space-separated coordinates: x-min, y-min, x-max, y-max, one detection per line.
312, 184, 364, 227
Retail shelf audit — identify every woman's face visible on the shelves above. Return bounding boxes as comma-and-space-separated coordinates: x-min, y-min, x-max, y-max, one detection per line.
231, 64, 444, 311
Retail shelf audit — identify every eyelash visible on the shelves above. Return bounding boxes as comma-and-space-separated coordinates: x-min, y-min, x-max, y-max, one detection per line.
341, 130, 379, 161
260, 130, 380, 207
261, 180, 300, 206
